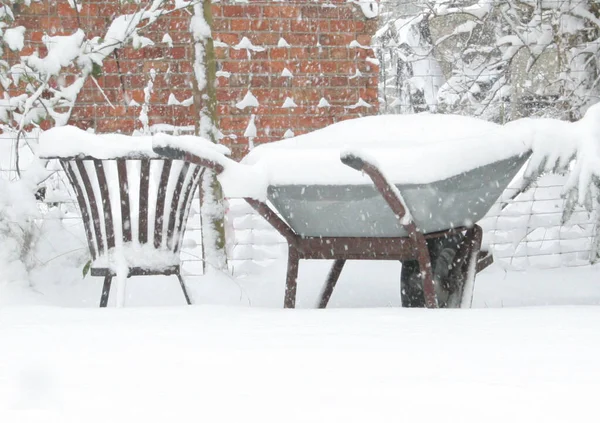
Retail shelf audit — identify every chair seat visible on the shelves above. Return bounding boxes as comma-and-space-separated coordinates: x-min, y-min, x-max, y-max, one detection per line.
91, 243, 180, 276
90, 265, 180, 277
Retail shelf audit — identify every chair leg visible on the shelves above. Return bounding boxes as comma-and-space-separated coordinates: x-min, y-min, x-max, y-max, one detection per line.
176, 273, 192, 305
100, 275, 112, 308
318, 259, 346, 309
285, 248, 300, 309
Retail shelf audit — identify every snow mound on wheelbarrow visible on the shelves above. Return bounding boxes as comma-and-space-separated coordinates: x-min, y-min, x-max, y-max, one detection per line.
242, 113, 530, 186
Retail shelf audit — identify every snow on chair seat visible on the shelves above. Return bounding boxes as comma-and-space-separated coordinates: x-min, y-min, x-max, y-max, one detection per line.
39, 126, 231, 307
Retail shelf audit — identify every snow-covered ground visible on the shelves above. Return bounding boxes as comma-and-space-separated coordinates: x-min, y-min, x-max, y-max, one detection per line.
2, 262, 600, 422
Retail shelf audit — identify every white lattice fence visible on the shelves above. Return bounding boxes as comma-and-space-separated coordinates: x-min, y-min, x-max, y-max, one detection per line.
480, 174, 596, 270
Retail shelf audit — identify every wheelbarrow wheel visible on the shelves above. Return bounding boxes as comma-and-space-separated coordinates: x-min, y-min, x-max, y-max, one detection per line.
400, 260, 425, 308
401, 234, 465, 308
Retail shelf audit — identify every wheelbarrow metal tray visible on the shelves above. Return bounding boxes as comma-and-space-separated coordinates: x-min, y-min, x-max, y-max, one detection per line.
268, 153, 529, 237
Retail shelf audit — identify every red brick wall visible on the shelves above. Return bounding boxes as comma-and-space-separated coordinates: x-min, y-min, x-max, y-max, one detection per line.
6, 0, 197, 134
212, 0, 379, 158
5, 0, 378, 159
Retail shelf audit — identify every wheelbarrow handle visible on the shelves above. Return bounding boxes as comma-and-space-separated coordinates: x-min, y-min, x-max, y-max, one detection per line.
340, 152, 366, 171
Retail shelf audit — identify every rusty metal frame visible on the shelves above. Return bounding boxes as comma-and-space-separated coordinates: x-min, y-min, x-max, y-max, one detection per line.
245, 153, 493, 309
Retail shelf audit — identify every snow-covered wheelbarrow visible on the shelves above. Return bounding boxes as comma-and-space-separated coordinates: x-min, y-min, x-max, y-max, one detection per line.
239, 114, 532, 308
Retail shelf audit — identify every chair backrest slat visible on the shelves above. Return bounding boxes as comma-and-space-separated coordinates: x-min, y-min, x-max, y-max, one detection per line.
166, 162, 191, 249
154, 160, 173, 249
138, 159, 151, 244
76, 160, 106, 256
175, 166, 203, 253
117, 159, 132, 243
93, 160, 115, 250
61, 160, 99, 260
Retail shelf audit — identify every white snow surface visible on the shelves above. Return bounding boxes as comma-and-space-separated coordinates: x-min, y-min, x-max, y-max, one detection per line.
241, 113, 528, 187
317, 97, 331, 108
232, 36, 265, 52
281, 97, 297, 108
92, 243, 179, 272
152, 131, 267, 200
277, 37, 290, 48
3, 26, 25, 51
234, 110, 600, 201
39, 126, 157, 158
38, 126, 229, 160
2, 263, 600, 422
348, 0, 379, 19
235, 90, 259, 109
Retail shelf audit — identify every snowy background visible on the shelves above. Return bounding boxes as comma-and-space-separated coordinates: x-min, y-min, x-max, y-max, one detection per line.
2, 0, 600, 420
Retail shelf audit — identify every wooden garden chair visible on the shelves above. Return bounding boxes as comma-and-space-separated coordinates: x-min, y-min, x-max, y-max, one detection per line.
40, 128, 227, 307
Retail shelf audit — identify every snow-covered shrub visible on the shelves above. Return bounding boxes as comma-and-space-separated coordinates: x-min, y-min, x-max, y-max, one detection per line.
0, 176, 40, 282
0, 0, 227, 285
377, 0, 600, 122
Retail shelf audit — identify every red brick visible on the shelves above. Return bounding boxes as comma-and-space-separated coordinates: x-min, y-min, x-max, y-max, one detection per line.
269, 19, 290, 32
250, 19, 270, 31
8, 0, 379, 139
319, 34, 354, 46
285, 34, 319, 46
217, 33, 240, 45
262, 5, 299, 19
56, 2, 78, 16
230, 19, 250, 31
357, 34, 372, 46
222, 5, 261, 18
269, 48, 289, 60
211, 4, 223, 17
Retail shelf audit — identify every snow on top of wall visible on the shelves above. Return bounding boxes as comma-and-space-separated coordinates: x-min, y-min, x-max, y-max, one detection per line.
345, 98, 372, 109
283, 129, 295, 139
244, 114, 257, 138
180, 96, 193, 107
281, 97, 297, 108
281, 68, 293, 78
277, 38, 290, 48
162, 33, 173, 47
317, 98, 331, 108
213, 40, 229, 48
167, 93, 180, 106
233, 37, 265, 52
349, 69, 362, 79
236, 91, 259, 109
349, 40, 370, 49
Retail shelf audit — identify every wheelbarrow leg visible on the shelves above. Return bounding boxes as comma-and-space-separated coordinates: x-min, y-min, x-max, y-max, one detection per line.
100, 275, 112, 307
445, 226, 483, 308
284, 248, 300, 308
460, 226, 482, 308
318, 259, 346, 308
400, 260, 425, 307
